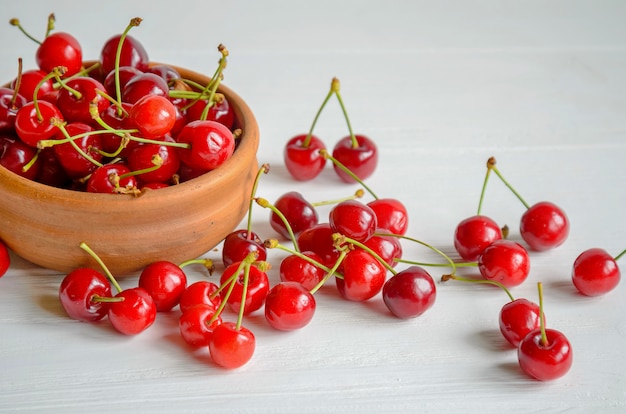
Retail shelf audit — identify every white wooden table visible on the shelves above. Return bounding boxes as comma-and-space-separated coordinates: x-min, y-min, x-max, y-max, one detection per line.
1, 1, 625, 412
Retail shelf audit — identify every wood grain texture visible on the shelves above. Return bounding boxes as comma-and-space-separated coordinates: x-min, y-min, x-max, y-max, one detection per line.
0, 1, 625, 413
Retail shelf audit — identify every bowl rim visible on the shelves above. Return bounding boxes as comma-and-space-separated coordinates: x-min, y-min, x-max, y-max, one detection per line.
0, 61, 259, 204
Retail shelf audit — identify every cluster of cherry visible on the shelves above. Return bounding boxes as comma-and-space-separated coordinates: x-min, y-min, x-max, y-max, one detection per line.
1, 15, 237, 194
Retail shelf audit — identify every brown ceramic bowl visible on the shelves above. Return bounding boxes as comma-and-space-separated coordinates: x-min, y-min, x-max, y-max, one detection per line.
0, 62, 259, 275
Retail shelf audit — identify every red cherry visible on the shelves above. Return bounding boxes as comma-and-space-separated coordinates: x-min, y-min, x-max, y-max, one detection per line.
86, 164, 137, 194
209, 322, 255, 369
220, 262, 270, 315
382, 266, 436, 319
283, 134, 327, 181
520, 201, 569, 251
128, 95, 177, 139
478, 240, 530, 288
331, 134, 378, 183
138, 261, 188, 312
179, 303, 222, 347
222, 230, 267, 268
35, 147, 70, 188
176, 120, 235, 171
179, 281, 222, 314
279, 251, 326, 291
108, 287, 157, 335
0, 134, 40, 180
264, 281, 316, 331
336, 249, 386, 301
499, 298, 541, 347
52, 122, 104, 180
572, 248, 621, 296
98, 102, 137, 155
148, 64, 181, 83
453, 215, 502, 261
103, 66, 143, 97
186, 97, 235, 130
518, 328, 573, 381
296, 223, 341, 268
36, 32, 83, 77
14, 100, 63, 147
56, 77, 108, 125
329, 200, 378, 243
270, 191, 319, 239
367, 198, 409, 236
122, 73, 169, 104
127, 140, 180, 184
58, 268, 112, 322
0, 87, 27, 133
363, 230, 403, 268
100, 34, 149, 75
11, 69, 53, 100
0, 239, 9, 277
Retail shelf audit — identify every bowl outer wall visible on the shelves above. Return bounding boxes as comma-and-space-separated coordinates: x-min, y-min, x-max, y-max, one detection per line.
0, 63, 259, 275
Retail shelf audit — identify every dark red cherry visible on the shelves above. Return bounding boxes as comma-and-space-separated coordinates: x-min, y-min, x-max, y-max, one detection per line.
36, 32, 83, 77
103, 66, 143, 97
52, 122, 103, 179
36, 147, 71, 188
100, 34, 149, 75
270, 191, 319, 239
283, 134, 327, 181
122, 73, 169, 104
186, 97, 235, 130
58, 268, 112, 322
0, 134, 40, 180
296, 223, 341, 268
331, 134, 378, 183
0, 87, 27, 133
382, 266, 436, 319
222, 229, 267, 268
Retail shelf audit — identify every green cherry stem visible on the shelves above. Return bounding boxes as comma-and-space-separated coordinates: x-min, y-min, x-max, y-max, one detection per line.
33, 67, 66, 119
118, 155, 163, 181
537, 282, 548, 346
477, 156, 495, 215
178, 258, 215, 274
332, 233, 396, 275
331, 78, 358, 149
236, 260, 251, 331
45, 13, 55, 38
51, 118, 104, 168
310, 189, 364, 207
488, 156, 531, 210
11, 59, 23, 108
440, 273, 515, 302
114, 17, 142, 112
614, 249, 626, 261
79, 242, 122, 293
21, 149, 41, 173
244, 164, 270, 241
9, 18, 42, 45
255, 197, 299, 252
319, 149, 379, 199
310, 248, 348, 295
263, 239, 344, 279
302, 78, 335, 148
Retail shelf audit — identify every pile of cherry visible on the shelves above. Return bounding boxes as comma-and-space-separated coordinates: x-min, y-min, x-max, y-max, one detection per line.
0, 15, 624, 380
1, 15, 237, 194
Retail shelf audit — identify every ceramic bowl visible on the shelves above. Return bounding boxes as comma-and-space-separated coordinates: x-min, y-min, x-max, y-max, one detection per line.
0, 63, 259, 275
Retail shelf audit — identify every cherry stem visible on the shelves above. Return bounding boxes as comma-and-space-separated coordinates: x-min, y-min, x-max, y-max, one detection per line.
79, 242, 123, 294
477, 157, 495, 215
54, 73, 82, 100
45, 13, 55, 38
92, 295, 125, 303
303, 81, 335, 148
178, 258, 215, 275
440, 274, 515, 302
614, 249, 626, 261
33, 67, 66, 120
118, 155, 163, 181
199, 46, 229, 120
11, 58, 23, 109
333, 233, 396, 275
537, 282, 548, 347
114, 17, 142, 112
9, 18, 42, 45
263, 239, 344, 280
236, 261, 251, 331
245, 164, 270, 240
488, 157, 530, 210
38, 127, 137, 149
377, 232, 460, 276
310, 189, 364, 207
310, 248, 348, 295
254, 197, 299, 252
331, 78, 358, 148
51, 118, 104, 168
319, 149, 379, 199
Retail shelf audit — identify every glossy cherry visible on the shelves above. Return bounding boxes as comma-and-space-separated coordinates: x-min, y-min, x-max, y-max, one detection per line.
127, 140, 180, 184
179, 303, 222, 347
86, 164, 137, 194
520, 201, 569, 251
382, 266, 436, 319
11, 69, 53, 100
14, 100, 63, 147
35, 147, 71, 188
331, 135, 378, 183
296, 223, 341, 268
58, 268, 112, 322
128, 94, 177, 139
209, 322, 255, 369
100, 33, 149, 75
454, 215, 502, 261
336, 249, 386, 301
0, 87, 27, 133
222, 229, 267, 268
367, 198, 409, 236
179, 280, 222, 314
329, 200, 378, 243
571, 248, 622, 296
499, 298, 541, 347
36, 32, 83, 77
138, 260, 188, 312
283, 134, 327, 181
279, 251, 326, 291
270, 191, 319, 239
52, 122, 104, 179
56, 77, 108, 125
186, 97, 235, 130
264, 281, 316, 331
122, 72, 169, 104
108, 287, 157, 335
478, 239, 530, 288
363, 230, 403, 268
176, 119, 235, 171
220, 261, 270, 315
0, 239, 9, 277
0, 134, 40, 180
103, 66, 143, 97
518, 328, 573, 381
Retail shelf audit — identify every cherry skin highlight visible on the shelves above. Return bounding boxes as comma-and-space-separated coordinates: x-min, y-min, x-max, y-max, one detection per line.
382, 266, 436, 319
58, 268, 112, 322
520, 201, 569, 251
454, 215, 502, 261
331, 134, 378, 183
283, 134, 327, 181
517, 328, 573, 381
571, 248, 621, 296
478, 240, 530, 288
329, 200, 378, 243
264, 281, 316, 331
499, 298, 541, 347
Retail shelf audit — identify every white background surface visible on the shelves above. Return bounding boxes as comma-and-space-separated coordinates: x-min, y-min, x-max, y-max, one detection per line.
1, 1, 625, 413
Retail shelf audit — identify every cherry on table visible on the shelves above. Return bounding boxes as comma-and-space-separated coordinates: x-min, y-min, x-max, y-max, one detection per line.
329, 199, 378, 243
222, 229, 267, 268
108, 287, 157, 335
138, 260, 188, 312
453, 215, 502, 261
58, 268, 112, 322
220, 261, 270, 315
382, 266, 436, 319
520, 201, 569, 251
279, 250, 326, 291
270, 191, 319, 239
572, 248, 623, 296
499, 298, 541, 347
335, 249, 386, 301
362, 230, 403, 268
367, 198, 409, 236
179, 303, 222, 347
264, 281, 316, 331
478, 239, 530, 288
283, 134, 327, 181
179, 280, 222, 314
209, 322, 255, 369
296, 223, 341, 268
331, 134, 378, 183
